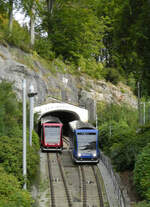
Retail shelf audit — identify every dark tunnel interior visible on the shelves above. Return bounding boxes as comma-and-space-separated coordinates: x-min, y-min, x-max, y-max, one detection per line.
38, 110, 80, 136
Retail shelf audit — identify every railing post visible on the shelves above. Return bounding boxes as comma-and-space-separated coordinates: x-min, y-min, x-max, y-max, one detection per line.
28, 84, 37, 146
23, 79, 27, 189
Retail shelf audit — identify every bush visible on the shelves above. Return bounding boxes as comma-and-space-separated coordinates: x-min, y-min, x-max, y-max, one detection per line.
77, 56, 104, 79
134, 143, 150, 201
110, 128, 137, 171
3, 20, 31, 52
0, 81, 21, 137
103, 67, 122, 84
0, 133, 39, 186
34, 37, 55, 60
134, 201, 150, 207
0, 167, 33, 207
97, 102, 138, 128
99, 119, 137, 170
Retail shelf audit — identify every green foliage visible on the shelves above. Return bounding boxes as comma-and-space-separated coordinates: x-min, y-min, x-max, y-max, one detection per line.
6, 21, 31, 52
0, 134, 39, 186
98, 103, 139, 170
97, 102, 138, 127
0, 81, 21, 137
99, 120, 137, 170
0, 13, 31, 52
126, 73, 137, 93
0, 81, 40, 188
98, 102, 150, 200
102, 67, 123, 85
134, 201, 150, 207
47, 1, 104, 62
0, 166, 33, 207
34, 37, 55, 60
110, 125, 137, 171
77, 56, 104, 79
0, 2, 7, 14
1, 0, 150, 91
134, 144, 150, 200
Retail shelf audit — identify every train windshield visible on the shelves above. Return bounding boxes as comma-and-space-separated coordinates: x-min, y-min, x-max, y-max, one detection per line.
77, 132, 97, 154
44, 126, 60, 143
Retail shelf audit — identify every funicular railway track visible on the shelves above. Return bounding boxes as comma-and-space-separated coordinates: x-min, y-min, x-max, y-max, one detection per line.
47, 153, 72, 207
46, 137, 106, 207
63, 136, 70, 150
79, 165, 104, 207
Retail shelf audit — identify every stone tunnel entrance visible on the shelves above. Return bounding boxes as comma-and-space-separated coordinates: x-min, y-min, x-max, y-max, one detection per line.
41, 110, 80, 136
34, 102, 88, 136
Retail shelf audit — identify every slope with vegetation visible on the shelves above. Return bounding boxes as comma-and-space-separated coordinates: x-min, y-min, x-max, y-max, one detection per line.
0, 81, 40, 207
0, 0, 150, 207
97, 103, 150, 206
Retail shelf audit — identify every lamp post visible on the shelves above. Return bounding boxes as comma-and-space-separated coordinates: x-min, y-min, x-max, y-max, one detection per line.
140, 102, 145, 125
94, 100, 98, 129
22, 79, 27, 189
137, 82, 141, 125
143, 102, 145, 125
28, 84, 37, 146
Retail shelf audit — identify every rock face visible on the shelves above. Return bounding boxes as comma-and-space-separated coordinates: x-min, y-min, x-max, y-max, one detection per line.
0, 44, 137, 121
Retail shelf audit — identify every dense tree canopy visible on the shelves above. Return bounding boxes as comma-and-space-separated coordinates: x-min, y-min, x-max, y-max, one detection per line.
1, 0, 150, 95
134, 144, 150, 200
47, 2, 104, 61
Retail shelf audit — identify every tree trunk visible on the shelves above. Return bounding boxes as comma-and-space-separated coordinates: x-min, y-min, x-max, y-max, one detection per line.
47, 0, 54, 14
9, 0, 13, 33
30, 3, 35, 46
46, 0, 54, 37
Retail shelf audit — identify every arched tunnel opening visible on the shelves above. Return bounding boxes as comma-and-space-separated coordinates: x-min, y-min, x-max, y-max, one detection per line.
37, 110, 80, 137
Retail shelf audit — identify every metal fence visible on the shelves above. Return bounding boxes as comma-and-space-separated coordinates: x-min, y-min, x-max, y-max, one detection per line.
100, 152, 131, 207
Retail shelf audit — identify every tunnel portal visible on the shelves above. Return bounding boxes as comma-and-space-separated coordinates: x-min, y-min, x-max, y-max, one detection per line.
41, 110, 80, 136
34, 102, 88, 136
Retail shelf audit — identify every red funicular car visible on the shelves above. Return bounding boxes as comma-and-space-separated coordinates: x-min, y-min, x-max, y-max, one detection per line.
40, 115, 63, 151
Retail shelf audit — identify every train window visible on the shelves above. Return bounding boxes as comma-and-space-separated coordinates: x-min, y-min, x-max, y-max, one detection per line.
77, 132, 97, 154
41, 127, 44, 141
44, 126, 61, 143
73, 134, 77, 150
77, 132, 96, 135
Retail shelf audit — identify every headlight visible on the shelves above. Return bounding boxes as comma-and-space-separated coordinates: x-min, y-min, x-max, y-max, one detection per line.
78, 152, 81, 157
93, 153, 97, 157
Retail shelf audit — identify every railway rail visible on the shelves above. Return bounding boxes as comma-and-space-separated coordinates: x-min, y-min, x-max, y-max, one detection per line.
47, 153, 72, 207
79, 165, 104, 207
46, 137, 107, 207
63, 136, 70, 150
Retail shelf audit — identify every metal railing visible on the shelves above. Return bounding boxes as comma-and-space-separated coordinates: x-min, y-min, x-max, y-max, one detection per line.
100, 152, 130, 207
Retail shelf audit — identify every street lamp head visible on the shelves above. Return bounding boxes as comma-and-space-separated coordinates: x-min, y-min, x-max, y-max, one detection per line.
28, 84, 37, 97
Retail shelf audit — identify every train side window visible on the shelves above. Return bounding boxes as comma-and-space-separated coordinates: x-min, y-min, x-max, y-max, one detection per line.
41, 126, 44, 141
73, 133, 77, 150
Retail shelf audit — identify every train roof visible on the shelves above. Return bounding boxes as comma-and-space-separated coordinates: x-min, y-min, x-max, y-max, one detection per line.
69, 120, 96, 130
41, 115, 62, 124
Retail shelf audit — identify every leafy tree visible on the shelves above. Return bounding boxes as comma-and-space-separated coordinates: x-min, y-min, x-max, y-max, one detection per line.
21, 0, 40, 46
0, 133, 39, 186
98, 103, 140, 170
0, 81, 21, 137
134, 143, 150, 201
0, 166, 33, 207
0, 81, 40, 186
97, 102, 138, 127
44, 1, 104, 62
109, 125, 137, 171
134, 201, 150, 207
8, 0, 14, 32
0, 1, 8, 14
0, 0, 21, 32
